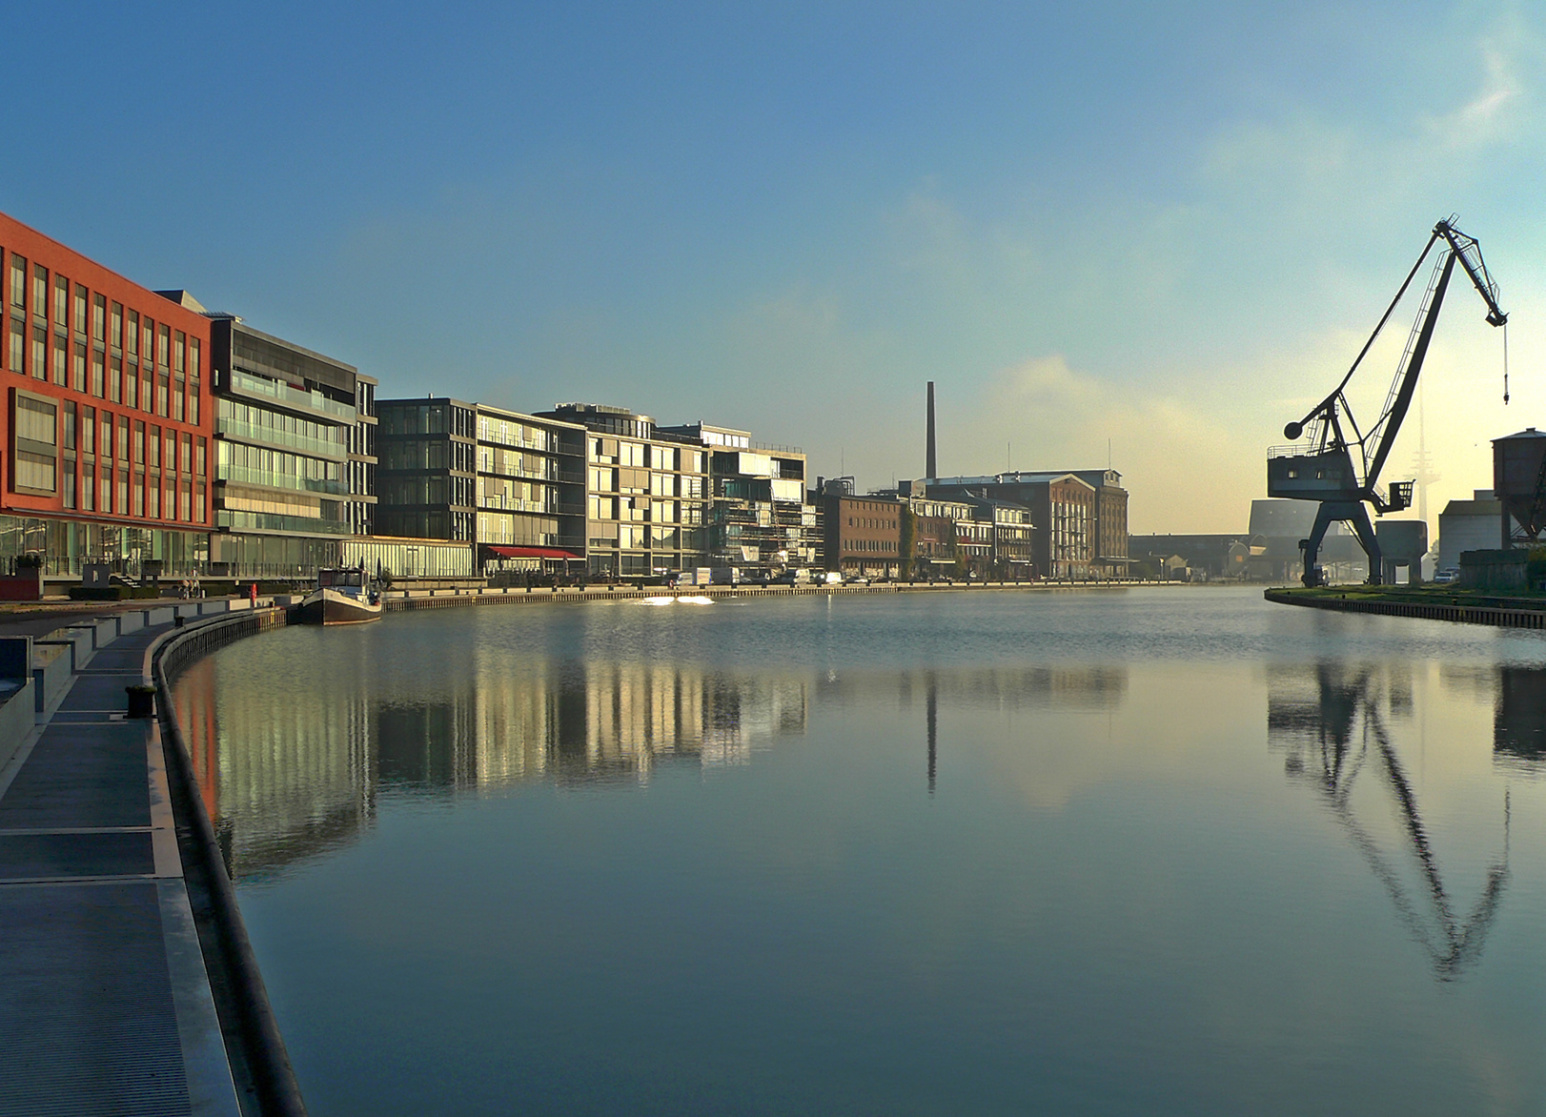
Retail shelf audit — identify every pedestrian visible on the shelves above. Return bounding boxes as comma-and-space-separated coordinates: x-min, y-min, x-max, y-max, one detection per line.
249, 581, 258, 606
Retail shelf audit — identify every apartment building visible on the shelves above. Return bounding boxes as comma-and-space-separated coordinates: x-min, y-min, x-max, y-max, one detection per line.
658, 422, 817, 574
541, 404, 709, 578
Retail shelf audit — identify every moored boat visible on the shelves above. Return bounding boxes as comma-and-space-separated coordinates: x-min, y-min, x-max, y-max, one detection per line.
298, 567, 383, 625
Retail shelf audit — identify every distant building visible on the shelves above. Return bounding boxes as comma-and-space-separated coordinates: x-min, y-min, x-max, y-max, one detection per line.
1438, 490, 1504, 572
657, 420, 817, 574
377, 398, 587, 575
545, 405, 710, 578
924, 469, 1126, 578
821, 493, 901, 577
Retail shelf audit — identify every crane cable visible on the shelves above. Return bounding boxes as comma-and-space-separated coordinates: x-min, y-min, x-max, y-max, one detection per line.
1503, 321, 1510, 404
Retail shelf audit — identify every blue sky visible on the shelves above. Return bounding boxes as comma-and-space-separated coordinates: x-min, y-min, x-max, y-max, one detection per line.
9, 1, 1543, 531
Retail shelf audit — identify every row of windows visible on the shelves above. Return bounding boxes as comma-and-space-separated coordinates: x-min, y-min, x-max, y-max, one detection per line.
217, 397, 346, 455
4, 248, 202, 420
59, 467, 205, 523
589, 438, 704, 473
60, 403, 204, 475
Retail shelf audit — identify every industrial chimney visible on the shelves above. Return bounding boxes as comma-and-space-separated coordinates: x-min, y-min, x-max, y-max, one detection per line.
926, 381, 937, 481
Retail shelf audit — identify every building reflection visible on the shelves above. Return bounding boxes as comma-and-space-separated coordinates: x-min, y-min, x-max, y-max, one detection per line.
1267, 663, 1509, 980
1493, 666, 1546, 772
176, 655, 809, 880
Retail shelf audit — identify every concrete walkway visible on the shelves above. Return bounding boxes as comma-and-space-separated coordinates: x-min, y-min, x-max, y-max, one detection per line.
0, 616, 242, 1116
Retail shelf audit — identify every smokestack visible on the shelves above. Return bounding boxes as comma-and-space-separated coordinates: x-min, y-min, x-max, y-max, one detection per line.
926, 381, 937, 481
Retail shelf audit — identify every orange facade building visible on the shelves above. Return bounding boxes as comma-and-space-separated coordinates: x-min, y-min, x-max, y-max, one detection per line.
1, 211, 213, 577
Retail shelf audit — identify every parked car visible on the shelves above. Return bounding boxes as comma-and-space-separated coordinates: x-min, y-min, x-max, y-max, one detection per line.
1433, 567, 1461, 584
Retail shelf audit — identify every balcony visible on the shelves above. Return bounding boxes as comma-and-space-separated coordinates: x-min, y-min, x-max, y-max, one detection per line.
228, 369, 357, 422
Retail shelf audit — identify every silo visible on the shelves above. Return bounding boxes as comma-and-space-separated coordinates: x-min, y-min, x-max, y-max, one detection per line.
1492, 428, 1546, 547
1375, 519, 1428, 584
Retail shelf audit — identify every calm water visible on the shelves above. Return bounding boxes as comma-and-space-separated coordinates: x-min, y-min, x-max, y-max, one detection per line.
174, 587, 1546, 1115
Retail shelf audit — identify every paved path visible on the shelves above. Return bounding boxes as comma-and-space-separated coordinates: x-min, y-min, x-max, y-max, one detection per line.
0, 619, 241, 1116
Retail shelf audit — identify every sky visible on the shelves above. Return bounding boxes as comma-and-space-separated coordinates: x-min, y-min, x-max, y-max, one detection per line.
8, 0, 1546, 533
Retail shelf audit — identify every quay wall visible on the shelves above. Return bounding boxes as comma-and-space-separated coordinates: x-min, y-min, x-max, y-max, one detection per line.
1264, 589, 1546, 630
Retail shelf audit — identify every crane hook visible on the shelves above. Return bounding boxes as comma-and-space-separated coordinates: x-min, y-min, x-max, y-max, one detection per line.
1503, 321, 1510, 405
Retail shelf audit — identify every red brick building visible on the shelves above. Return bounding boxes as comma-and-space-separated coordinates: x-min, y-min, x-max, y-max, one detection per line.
821, 493, 901, 577
1, 211, 213, 579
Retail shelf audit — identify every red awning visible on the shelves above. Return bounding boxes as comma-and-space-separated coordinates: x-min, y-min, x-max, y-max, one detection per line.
484, 545, 582, 560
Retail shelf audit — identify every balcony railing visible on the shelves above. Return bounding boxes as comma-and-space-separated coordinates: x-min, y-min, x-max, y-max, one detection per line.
229, 369, 357, 422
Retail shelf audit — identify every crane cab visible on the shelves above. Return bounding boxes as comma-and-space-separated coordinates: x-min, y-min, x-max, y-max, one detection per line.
1267, 448, 1360, 501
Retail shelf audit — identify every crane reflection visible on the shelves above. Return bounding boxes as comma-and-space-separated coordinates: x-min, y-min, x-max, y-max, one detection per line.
1268, 662, 1509, 980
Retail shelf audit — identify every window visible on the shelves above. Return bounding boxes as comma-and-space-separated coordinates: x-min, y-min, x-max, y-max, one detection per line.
31, 326, 44, 379
62, 402, 75, 449
31, 265, 46, 320
90, 349, 104, 396
81, 472, 94, 511
117, 471, 128, 515
126, 311, 138, 357
133, 422, 144, 464
51, 333, 65, 385
117, 416, 129, 462
148, 425, 160, 468
156, 371, 168, 416
100, 412, 113, 461
133, 474, 144, 517
72, 285, 86, 334
179, 432, 191, 474
188, 337, 199, 378
110, 303, 122, 350
82, 406, 95, 455
8, 317, 22, 373
72, 342, 85, 391
156, 324, 169, 369
147, 481, 158, 519
63, 468, 75, 509
172, 331, 184, 374
91, 294, 105, 342
15, 393, 56, 444
53, 276, 67, 324
195, 436, 206, 476
9, 255, 26, 310
109, 354, 121, 403
99, 466, 111, 513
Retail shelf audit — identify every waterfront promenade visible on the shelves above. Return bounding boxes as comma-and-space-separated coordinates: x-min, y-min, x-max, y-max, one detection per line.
0, 599, 290, 1116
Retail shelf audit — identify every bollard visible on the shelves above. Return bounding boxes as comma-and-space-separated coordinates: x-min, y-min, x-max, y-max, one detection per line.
174, 615, 186, 628
126, 684, 157, 719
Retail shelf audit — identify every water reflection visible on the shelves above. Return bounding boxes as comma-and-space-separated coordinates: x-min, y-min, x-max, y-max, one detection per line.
1268, 663, 1510, 979
179, 654, 810, 879
1495, 667, 1546, 772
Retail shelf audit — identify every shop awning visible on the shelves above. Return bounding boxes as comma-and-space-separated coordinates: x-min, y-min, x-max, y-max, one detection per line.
484, 546, 582, 560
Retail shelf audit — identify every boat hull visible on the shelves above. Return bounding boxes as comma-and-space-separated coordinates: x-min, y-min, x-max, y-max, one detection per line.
297, 587, 383, 625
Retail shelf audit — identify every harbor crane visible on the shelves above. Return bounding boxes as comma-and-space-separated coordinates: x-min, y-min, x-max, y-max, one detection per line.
1268, 219, 1508, 586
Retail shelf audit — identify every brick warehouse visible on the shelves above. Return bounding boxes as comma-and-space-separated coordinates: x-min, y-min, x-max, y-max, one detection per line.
0, 212, 214, 579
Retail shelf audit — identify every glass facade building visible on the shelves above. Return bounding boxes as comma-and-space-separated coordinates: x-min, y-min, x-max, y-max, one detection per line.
207, 318, 376, 577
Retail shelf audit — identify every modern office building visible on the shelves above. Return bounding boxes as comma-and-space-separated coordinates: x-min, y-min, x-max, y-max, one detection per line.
204, 315, 374, 577
377, 398, 587, 574
0, 211, 214, 580
543, 405, 709, 578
